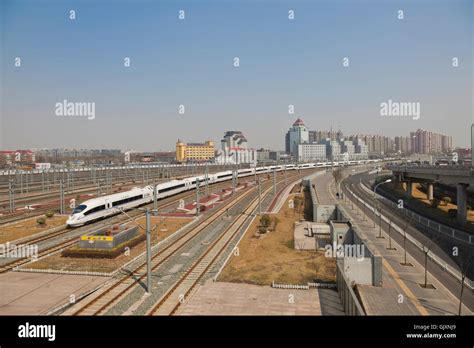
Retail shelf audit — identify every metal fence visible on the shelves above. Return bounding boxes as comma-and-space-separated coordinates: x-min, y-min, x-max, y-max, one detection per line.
360, 183, 473, 245
345, 184, 474, 290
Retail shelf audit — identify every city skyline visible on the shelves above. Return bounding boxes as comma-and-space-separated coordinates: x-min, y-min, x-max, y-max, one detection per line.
1, 0, 472, 151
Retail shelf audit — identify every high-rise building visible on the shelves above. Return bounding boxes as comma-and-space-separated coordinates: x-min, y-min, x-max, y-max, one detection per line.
394, 136, 412, 154
410, 129, 452, 154
308, 130, 317, 144
297, 144, 327, 162
175, 139, 215, 162
256, 148, 271, 162
341, 140, 355, 156
216, 131, 257, 164
285, 118, 309, 156
221, 131, 249, 150
285, 132, 291, 153
320, 139, 342, 161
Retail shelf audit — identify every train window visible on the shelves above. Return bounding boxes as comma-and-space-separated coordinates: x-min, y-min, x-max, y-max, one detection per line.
72, 205, 87, 214
84, 205, 106, 216
112, 194, 143, 207
160, 183, 185, 193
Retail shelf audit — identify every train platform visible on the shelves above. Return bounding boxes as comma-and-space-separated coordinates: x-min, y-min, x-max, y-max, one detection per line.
0, 272, 108, 315
176, 280, 344, 315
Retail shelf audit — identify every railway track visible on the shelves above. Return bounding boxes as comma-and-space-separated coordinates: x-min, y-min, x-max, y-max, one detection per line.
0, 177, 168, 221
0, 210, 52, 226
64, 171, 307, 316
147, 177, 282, 315
0, 175, 269, 274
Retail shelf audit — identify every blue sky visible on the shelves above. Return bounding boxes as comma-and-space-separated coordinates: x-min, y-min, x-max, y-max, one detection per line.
1, 0, 472, 151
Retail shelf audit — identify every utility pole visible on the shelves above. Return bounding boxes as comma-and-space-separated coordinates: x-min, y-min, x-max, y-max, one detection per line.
205, 163, 209, 197
273, 168, 276, 195
258, 177, 262, 215
195, 179, 200, 216
145, 208, 152, 293
71, 170, 75, 193
234, 165, 238, 188
232, 170, 236, 195
20, 172, 23, 194
8, 180, 15, 213
153, 183, 158, 216
59, 179, 65, 214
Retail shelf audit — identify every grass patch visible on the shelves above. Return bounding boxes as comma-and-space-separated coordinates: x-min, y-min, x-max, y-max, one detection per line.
218, 187, 335, 285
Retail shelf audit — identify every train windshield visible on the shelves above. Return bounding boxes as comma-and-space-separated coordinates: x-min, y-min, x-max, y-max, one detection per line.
72, 204, 87, 214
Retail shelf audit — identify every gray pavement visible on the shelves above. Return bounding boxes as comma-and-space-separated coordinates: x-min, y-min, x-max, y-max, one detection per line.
334, 172, 473, 315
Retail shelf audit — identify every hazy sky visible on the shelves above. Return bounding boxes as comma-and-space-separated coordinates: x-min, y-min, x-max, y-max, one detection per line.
1, 0, 472, 151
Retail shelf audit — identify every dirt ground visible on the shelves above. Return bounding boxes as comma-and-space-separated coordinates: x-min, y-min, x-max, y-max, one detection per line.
26, 216, 193, 273
389, 183, 474, 230
411, 184, 474, 222
0, 215, 68, 243
218, 187, 336, 285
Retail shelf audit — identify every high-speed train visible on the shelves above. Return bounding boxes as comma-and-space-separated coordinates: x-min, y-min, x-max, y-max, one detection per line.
66, 160, 384, 227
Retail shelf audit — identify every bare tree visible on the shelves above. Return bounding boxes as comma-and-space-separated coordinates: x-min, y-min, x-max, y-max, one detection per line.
387, 221, 395, 250
457, 246, 474, 315
401, 218, 411, 266
420, 231, 439, 288
332, 168, 343, 195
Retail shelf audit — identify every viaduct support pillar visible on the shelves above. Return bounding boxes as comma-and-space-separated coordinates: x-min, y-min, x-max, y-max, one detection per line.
457, 184, 468, 226
406, 180, 413, 197
393, 176, 403, 191
427, 183, 434, 201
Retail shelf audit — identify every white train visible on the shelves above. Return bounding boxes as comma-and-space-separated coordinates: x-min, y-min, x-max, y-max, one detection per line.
66, 160, 385, 227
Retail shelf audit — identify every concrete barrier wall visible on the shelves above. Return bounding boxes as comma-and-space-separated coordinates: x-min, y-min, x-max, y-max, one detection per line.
345, 184, 474, 290
303, 171, 338, 223
303, 177, 337, 222
336, 259, 366, 315
336, 204, 383, 287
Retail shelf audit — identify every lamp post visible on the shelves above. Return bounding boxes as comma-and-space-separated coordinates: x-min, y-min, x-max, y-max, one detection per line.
374, 179, 392, 238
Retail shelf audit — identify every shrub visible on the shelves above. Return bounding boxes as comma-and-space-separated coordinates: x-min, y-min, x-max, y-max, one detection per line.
258, 226, 267, 234
36, 217, 46, 225
448, 209, 457, 218
45, 211, 54, 218
260, 214, 271, 228
271, 217, 280, 231
441, 197, 451, 206
293, 196, 304, 212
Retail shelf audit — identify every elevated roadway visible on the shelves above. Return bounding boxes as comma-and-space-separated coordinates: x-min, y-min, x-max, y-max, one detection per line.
342, 171, 474, 313
387, 164, 474, 225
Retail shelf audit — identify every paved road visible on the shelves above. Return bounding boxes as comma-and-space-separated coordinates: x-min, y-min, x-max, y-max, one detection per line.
343, 172, 474, 313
